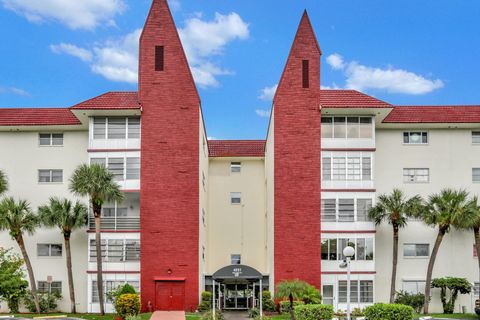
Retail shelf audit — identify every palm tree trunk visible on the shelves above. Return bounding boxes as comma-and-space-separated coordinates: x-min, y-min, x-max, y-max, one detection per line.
424, 229, 445, 314
16, 234, 40, 313
390, 224, 399, 303
95, 213, 105, 315
64, 235, 76, 313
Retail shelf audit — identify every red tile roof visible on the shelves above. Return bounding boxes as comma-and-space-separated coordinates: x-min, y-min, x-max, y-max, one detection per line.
70, 91, 139, 110
384, 105, 480, 123
208, 140, 266, 157
0, 108, 81, 126
320, 90, 392, 108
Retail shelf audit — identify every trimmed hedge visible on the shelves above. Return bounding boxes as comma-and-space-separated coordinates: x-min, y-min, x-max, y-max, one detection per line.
279, 300, 304, 313
116, 293, 141, 318
364, 303, 414, 320
294, 304, 334, 320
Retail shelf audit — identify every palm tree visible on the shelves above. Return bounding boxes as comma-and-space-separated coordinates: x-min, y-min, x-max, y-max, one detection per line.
420, 189, 475, 314
274, 279, 309, 320
0, 170, 7, 195
69, 163, 123, 315
0, 197, 40, 313
39, 197, 88, 314
368, 189, 423, 303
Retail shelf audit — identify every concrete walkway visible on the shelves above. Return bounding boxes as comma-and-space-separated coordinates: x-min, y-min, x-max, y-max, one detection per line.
223, 311, 249, 320
150, 311, 186, 320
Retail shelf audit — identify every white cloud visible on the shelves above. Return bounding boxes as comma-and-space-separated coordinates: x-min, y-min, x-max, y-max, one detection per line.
325, 53, 444, 95
50, 43, 93, 62
179, 12, 249, 88
0, 86, 30, 97
326, 53, 345, 70
50, 29, 140, 84
49, 12, 249, 88
255, 109, 271, 118
1, 0, 126, 30
258, 84, 278, 101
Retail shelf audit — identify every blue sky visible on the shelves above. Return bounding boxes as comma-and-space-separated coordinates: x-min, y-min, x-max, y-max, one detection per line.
0, 0, 479, 139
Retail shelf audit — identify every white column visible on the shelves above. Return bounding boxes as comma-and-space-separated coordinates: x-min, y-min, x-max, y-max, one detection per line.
260, 279, 263, 319
213, 280, 216, 317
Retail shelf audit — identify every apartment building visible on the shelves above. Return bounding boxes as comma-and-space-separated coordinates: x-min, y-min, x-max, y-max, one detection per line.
1, 0, 480, 314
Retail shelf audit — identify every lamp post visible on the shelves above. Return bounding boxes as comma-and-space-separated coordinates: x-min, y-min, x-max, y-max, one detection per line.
343, 246, 355, 320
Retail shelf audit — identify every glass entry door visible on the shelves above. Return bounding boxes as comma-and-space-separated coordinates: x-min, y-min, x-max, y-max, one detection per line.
224, 284, 248, 310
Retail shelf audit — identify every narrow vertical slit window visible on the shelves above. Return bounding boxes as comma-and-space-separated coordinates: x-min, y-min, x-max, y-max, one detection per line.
302, 60, 309, 88
155, 46, 164, 71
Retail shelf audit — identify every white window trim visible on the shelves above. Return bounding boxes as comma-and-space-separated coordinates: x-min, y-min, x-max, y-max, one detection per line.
37, 243, 63, 258
322, 152, 374, 182
38, 133, 64, 147
38, 169, 63, 184
89, 239, 140, 263
321, 195, 374, 223
403, 131, 429, 145
91, 117, 141, 141
403, 168, 430, 184
321, 116, 375, 140
472, 168, 480, 183
321, 236, 375, 261
90, 156, 140, 181
472, 131, 480, 145
403, 243, 430, 259
230, 192, 242, 205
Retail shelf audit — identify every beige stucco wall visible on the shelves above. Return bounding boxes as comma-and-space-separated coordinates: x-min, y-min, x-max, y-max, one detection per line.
0, 130, 89, 313
199, 110, 209, 295
206, 157, 267, 275
375, 128, 480, 313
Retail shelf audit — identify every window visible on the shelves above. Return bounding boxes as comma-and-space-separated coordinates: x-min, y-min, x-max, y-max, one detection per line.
38, 281, 62, 294
338, 280, 373, 303
475, 282, 480, 298
321, 238, 373, 261
302, 60, 309, 88
230, 192, 241, 204
108, 158, 124, 181
92, 280, 140, 303
322, 117, 373, 139
322, 154, 372, 181
473, 132, 480, 144
338, 199, 354, 222
91, 158, 106, 166
38, 170, 63, 183
39, 133, 63, 146
37, 244, 62, 257
321, 198, 373, 222
126, 157, 140, 180
231, 254, 241, 265
404, 244, 429, 257
402, 280, 425, 294
93, 117, 141, 140
473, 168, 480, 183
403, 131, 428, 144
357, 199, 373, 221
102, 207, 127, 217
128, 118, 141, 139
321, 199, 336, 222
155, 46, 164, 71
403, 168, 429, 183
90, 239, 140, 262
231, 162, 241, 173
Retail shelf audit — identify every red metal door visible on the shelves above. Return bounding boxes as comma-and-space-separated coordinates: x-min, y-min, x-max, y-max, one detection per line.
155, 281, 185, 311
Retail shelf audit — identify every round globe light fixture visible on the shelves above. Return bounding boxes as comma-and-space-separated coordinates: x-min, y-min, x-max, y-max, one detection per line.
343, 246, 355, 258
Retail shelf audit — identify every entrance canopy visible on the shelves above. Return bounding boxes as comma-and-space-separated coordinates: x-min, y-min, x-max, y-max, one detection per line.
212, 264, 263, 281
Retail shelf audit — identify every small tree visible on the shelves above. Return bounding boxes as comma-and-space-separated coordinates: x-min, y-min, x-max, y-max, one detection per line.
69, 163, 124, 315
431, 277, 471, 314
274, 280, 310, 320
368, 189, 423, 303
39, 197, 88, 313
0, 248, 28, 313
0, 197, 40, 313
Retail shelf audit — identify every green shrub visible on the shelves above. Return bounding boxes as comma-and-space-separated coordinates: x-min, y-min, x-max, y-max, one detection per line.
294, 304, 334, 320
301, 286, 321, 305
198, 291, 213, 312
262, 290, 275, 312
431, 277, 471, 314
116, 293, 141, 318
201, 310, 224, 320
202, 291, 213, 302
23, 291, 62, 313
107, 283, 137, 304
364, 303, 414, 320
279, 300, 304, 313
248, 308, 260, 318
351, 307, 364, 316
394, 290, 425, 313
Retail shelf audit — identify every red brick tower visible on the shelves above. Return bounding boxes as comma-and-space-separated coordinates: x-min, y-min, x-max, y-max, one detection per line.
273, 11, 322, 287
139, 0, 201, 311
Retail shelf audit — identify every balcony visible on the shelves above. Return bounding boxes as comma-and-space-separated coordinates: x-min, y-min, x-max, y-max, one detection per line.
88, 192, 140, 231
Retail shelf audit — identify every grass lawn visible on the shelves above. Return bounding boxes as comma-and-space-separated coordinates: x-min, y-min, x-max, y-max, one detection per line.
414, 314, 478, 319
